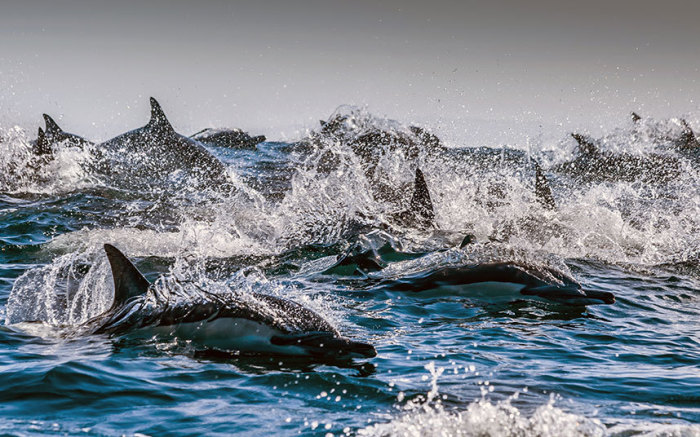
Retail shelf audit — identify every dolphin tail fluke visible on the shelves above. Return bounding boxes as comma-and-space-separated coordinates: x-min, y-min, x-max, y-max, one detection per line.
571, 133, 598, 155
104, 244, 151, 310
148, 97, 174, 132
43, 114, 63, 135
533, 160, 556, 210
409, 168, 435, 227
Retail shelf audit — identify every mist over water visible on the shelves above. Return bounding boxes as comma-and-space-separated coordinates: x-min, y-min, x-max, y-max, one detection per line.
1, 2, 700, 436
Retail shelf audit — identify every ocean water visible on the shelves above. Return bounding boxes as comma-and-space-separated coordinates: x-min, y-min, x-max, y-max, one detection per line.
1, 107, 699, 436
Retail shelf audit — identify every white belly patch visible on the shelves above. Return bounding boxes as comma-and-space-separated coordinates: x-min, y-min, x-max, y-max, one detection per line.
146, 318, 308, 356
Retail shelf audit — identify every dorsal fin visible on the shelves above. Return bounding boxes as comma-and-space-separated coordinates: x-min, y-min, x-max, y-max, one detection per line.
104, 244, 150, 310
571, 133, 598, 155
533, 160, 556, 210
631, 112, 642, 123
679, 119, 699, 149
43, 114, 63, 135
147, 97, 174, 131
460, 234, 476, 248
34, 127, 52, 155
410, 168, 435, 227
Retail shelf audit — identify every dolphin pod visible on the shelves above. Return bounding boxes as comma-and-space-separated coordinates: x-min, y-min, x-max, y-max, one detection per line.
88, 244, 377, 359
554, 114, 699, 184
16, 100, 631, 363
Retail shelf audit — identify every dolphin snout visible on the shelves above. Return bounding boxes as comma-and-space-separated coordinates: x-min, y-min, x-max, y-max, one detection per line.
342, 340, 377, 358
584, 289, 615, 304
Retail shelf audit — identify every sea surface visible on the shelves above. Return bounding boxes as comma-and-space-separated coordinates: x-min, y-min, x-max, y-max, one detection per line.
1, 107, 699, 436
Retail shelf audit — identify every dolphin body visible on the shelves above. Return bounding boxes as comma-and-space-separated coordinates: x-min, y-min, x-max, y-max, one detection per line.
85, 244, 376, 359
190, 127, 266, 150
631, 112, 700, 160
94, 98, 233, 191
381, 262, 615, 306
31, 99, 233, 192
552, 133, 682, 184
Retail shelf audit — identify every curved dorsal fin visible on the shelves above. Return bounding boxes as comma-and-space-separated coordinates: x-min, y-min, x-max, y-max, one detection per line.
631, 112, 642, 123
104, 244, 150, 310
147, 97, 174, 131
43, 114, 63, 135
410, 168, 435, 227
571, 133, 598, 155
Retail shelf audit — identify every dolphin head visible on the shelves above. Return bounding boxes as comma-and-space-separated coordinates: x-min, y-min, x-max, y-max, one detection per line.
521, 284, 615, 306
271, 332, 377, 359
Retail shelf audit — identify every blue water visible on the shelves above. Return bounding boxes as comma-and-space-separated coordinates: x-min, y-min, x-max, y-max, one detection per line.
1, 109, 699, 436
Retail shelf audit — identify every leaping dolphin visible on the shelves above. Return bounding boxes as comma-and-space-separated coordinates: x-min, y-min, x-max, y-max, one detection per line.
95, 98, 233, 191
552, 133, 682, 183
381, 262, 615, 306
86, 244, 376, 359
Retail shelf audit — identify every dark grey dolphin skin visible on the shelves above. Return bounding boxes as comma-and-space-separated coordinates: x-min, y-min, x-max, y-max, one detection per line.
32, 114, 93, 156
86, 244, 376, 359
96, 98, 233, 190
382, 262, 615, 306
553, 133, 682, 183
534, 160, 556, 209
190, 128, 266, 150
307, 113, 444, 181
391, 168, 435, 229
309, 112, 556, 212
632, 112, 700, 156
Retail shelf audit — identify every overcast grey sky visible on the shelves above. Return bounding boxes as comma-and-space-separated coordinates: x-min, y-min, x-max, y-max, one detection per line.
1, 0, 699, 141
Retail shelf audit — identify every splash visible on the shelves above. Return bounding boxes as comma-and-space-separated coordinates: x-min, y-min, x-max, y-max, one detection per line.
359, 362, 606, 437
5, 246, 344, 332
5, 247, 112, 326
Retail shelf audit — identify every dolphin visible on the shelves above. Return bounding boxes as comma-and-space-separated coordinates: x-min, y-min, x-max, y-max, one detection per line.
552, 133, 682, 183
96, 98, 233, 191
381, 262, 615, 306
86, 244, 376, 359
631, 112, 700, 153
190, 127, 266, 150
32, 114, 93, 156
